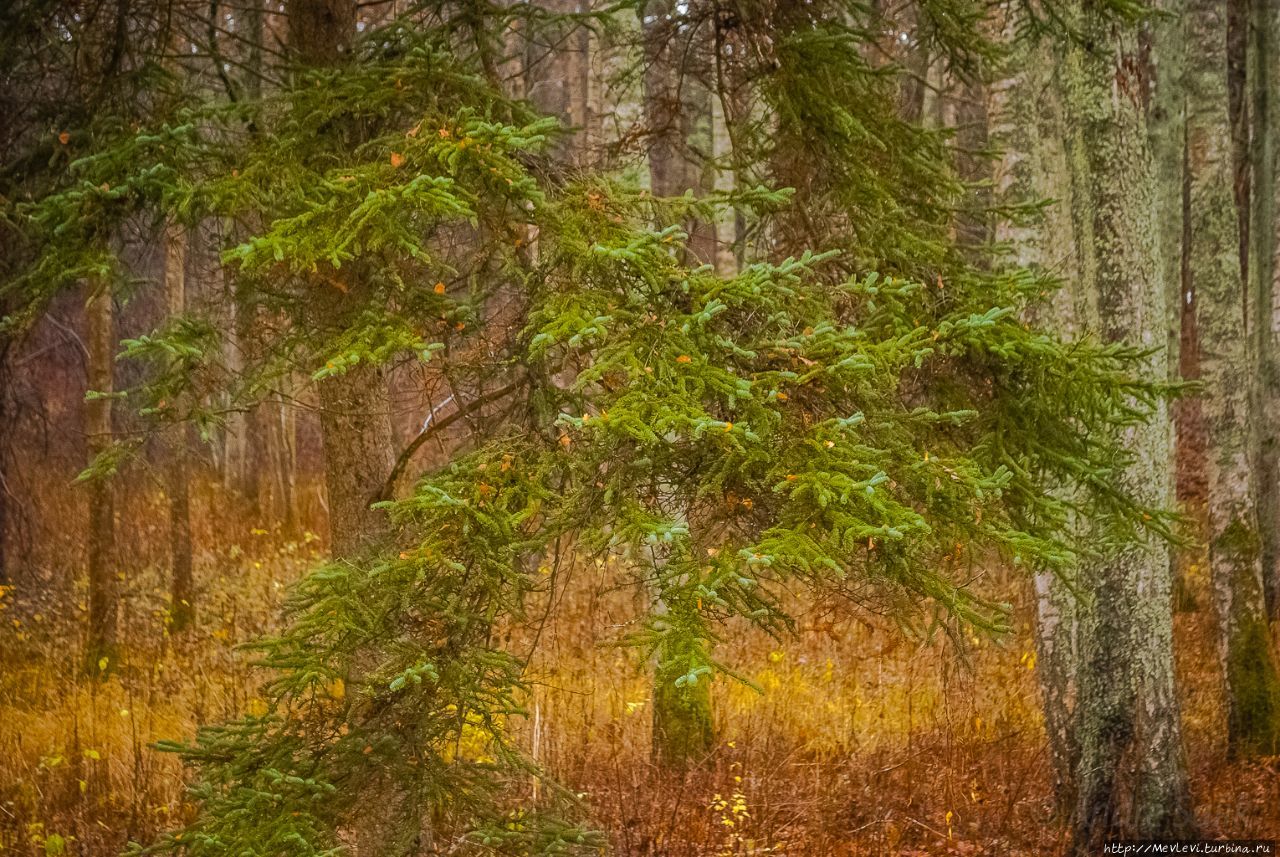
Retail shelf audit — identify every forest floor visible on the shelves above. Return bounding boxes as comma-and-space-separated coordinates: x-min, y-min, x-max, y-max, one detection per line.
1, 487, 1278, 856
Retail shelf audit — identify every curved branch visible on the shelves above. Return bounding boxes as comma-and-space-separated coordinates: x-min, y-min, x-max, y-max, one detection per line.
377, 375, 527, 501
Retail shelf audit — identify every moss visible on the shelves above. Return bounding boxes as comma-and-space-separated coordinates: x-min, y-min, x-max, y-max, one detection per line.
1225, 605, 1280, 756
1214, 517, 1261, 566
652, 666, 715, 767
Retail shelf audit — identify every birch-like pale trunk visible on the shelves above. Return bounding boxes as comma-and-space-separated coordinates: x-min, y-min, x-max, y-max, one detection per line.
1057, 2, 1193, 845
1190, 0, 1280, 757
989, 23, 1088, 815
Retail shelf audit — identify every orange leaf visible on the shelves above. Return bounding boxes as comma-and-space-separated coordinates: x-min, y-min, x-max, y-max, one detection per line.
390, 151, 405, 168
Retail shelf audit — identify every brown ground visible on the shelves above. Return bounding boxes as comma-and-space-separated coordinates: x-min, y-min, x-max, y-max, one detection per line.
1, 484, 1276, 856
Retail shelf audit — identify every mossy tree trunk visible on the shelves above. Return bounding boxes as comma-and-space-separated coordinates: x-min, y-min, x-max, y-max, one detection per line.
1249, 0, 1280, 619
165, 222, 195, 633
990, 23, 1087, 815
84, 280, 118, 674
1190, 0, 1280, 757
1058, 2, 1194, 846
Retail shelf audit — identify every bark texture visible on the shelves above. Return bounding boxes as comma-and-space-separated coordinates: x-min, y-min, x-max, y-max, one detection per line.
989, 27, 1086, 814
1250, 0, 1280, 619
1191, 0, 1280, 757
85, 281, 118, 672
317, 366, 395, 558
1058, 3, 1193, 846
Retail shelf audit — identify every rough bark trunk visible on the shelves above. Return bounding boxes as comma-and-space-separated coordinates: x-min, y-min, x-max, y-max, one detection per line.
1192, 0, 1280, 757
525, 0, 591, 163
165, 223, 195, 633
317, 367, 394, 558
85, 281, 118, 673
1058, 3, 1194, 846
288, 1, 401, 849
1249, 0, 1280, 619
989, 26, 1086, 815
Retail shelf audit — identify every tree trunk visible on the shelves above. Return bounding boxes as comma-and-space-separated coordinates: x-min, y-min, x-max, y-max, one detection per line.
165, 223, 195, 633
1250, 0, 1280, 620
288, 1, 401, 849
85, 280, 118, 673
1191, 0, 1280, 757
989, 24, 1086, 815
317, 368, 393, 557
1058, 3, 1194, 846
641, 0, 716, 767
0, 338, 10, 587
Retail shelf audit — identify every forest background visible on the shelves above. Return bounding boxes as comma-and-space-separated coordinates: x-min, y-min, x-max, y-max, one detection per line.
1, 0, 1280, 854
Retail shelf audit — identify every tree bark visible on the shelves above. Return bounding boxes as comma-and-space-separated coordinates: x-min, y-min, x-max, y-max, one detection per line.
1191, 0, 1280, 757
1058, 3, 1194, 846
85, 280, 118, 673
317, 367, 394, 557
165, 223, 195, 633
1249, 0, 1280, 620
990, 24, 1087, 815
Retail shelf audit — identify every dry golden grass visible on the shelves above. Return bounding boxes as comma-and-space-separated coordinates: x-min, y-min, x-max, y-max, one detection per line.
1, 488, 1277, 856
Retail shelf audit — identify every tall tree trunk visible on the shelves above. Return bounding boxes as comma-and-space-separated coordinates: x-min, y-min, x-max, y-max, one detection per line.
286, 0, 387, 559
288, 1, 401, 850
953, 72, 992, 253
85, 280, 118, 673
1190, 0, 1280, 756
0, 339, 10, 587
990, 25, 1087, 815
1250, 0, 1280, 619
525, 0, 591, 163
1058, 3, 1193, 846
1147, 0, 1207, 567
641, 0, 716, 767
165, 223, 195, 633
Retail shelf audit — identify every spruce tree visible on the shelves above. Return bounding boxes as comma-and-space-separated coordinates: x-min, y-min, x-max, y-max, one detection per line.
2, 2, 1196, 853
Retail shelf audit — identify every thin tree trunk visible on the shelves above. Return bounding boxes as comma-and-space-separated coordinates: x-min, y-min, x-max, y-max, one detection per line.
1059, 3, 1194, 845
1191, 0, 1280, 757
165, 223, 195, 633
0, 339, 10, 587
85, 280, 118, 673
